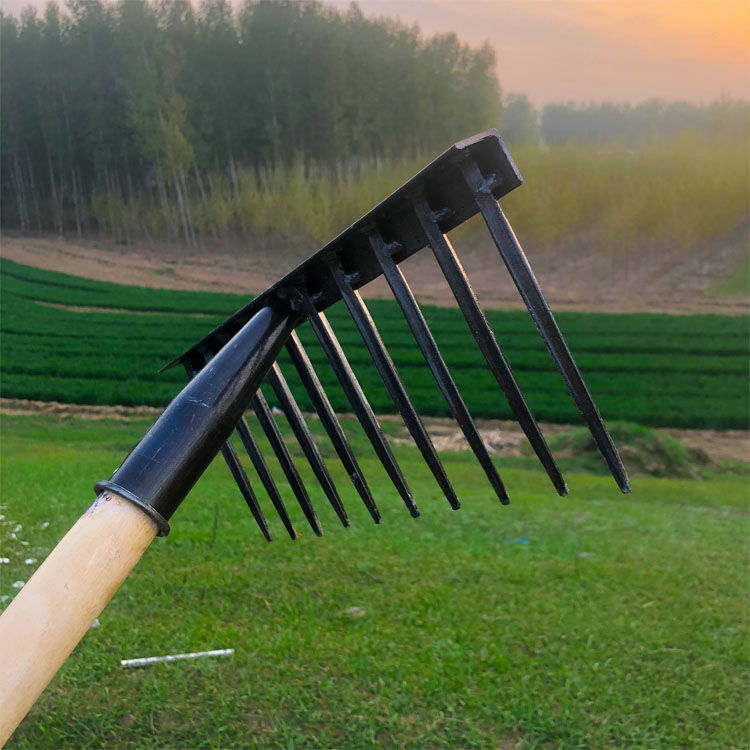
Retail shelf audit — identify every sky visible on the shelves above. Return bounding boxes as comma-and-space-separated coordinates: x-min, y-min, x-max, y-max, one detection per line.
1, 0, 747, 105
328, 0, 749, 105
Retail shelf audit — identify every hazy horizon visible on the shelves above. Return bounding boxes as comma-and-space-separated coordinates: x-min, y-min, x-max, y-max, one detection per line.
1, 0, 747, 106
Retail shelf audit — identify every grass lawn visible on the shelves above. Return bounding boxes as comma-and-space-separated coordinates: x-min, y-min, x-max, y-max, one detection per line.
1, 412, 747, 748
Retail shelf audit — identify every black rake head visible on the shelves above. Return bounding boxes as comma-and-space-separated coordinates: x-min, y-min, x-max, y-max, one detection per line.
94, 129, 629, 541
160, 129, 630, 541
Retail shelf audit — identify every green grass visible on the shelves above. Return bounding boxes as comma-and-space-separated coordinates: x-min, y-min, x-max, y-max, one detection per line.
715, 256, 750, 298
1, 413, 748, 748
2, 258, 748, 430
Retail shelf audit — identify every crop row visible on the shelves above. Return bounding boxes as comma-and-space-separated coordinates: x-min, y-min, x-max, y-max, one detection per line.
4, 295, 748, 362
4, 258, 748, 342
5, 334, 747, 394
2, 261, 748, 430
1, 370, 743, 431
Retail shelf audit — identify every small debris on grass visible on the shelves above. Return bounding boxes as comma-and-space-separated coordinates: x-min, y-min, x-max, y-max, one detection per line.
41, 521, 50, 529
12, 581, 24, 589
503, 538, 530, 544
90, 618, 101, 628
343, 606, 366, 618
13, 524, 22, 533
0, 558, 9, 564
578, 552, 595, 558
120, 648, 234, 668
24, 558, 37, 565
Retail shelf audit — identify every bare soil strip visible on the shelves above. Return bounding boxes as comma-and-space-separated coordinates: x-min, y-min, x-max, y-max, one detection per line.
3, 398, 746, 465
2, 229, 748, 315
33, 300, 212, 317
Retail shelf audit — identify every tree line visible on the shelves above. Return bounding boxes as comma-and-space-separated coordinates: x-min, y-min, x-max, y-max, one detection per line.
0, 0, 501, 240
501, 93, 749, 145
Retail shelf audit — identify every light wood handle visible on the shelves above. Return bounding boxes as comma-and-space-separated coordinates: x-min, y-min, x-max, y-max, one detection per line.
0, 492, 158, 745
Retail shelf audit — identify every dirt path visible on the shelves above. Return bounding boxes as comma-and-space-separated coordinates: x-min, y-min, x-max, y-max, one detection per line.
3, 398, 746, 465
2, 225, 747, 315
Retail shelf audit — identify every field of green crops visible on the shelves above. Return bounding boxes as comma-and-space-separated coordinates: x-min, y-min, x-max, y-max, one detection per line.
1, 258, 748, 429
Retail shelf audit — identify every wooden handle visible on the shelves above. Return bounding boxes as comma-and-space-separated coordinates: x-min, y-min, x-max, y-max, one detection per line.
0, 492, 158, 745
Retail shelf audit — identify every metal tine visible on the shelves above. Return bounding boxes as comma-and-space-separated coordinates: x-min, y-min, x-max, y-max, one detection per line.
235, 418, 297, 540
219, 441, 272, 542
460, 155, 631, 493
186, 356, 274, 540
251, 387, 324, 536
330, 261, 461, 510
412, 195, 568, 497
368, 228, 510, 505
297, 292, 420, 518
266, 362, 350, 527
285, 331, 381, 524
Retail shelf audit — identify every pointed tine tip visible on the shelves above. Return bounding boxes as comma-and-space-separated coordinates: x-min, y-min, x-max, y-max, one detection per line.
551, 470, 568, 497
446, 487, 461, 510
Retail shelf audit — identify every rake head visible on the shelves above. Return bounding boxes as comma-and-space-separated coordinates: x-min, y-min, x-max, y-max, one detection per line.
97, 129, 630, 540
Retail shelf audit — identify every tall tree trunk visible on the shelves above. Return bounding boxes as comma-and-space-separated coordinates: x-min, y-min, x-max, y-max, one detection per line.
25, 150, 42, 233
228, 151, 239, 201
46, 148, 63, 237
179, 167, 195, 246
12, 154, 28, 232
169, 162, 193, 247
155, 167, 174, 242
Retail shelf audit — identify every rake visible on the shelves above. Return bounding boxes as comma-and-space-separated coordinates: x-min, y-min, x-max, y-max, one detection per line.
0, 130, 629, 742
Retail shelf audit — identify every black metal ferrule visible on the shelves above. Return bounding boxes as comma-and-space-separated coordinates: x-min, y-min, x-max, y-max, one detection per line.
94, 300, 298, 535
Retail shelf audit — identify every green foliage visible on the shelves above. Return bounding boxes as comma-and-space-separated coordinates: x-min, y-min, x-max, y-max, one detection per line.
1, 413, 748, 747
544, 422, 723, 479
0, 0, 500, 238
1, 260, 748, 430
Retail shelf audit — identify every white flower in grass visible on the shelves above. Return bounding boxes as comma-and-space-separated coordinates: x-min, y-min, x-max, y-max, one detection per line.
12, 581, 24, 590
